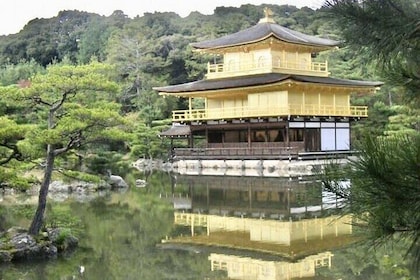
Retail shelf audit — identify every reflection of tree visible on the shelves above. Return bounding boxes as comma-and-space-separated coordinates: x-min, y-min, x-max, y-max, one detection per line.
320, 238, 414, 279
58, 190, 214, 279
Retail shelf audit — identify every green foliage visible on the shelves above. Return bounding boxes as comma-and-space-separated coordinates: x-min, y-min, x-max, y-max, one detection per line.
321, 237, 416, 279
352, 101, 397, 140
351, 135, 419, 230
325, 0, 420, 105
46, 204, 84, 236
321, 134, 420, 274
23, 61, 131, 234
0, 62, 132, 178
0, 63, 131, 171
318, 46, 377, 80
0, 117, 26, 144
59, 170, 101, 184
0, 168, 34, 191
85, 151, 132, 177
20, 61, 126, 149
53, 228, 72, 246
105, 18, 181, 115
321, 3, 420, 275
77, 15, 124, 64
0, 59, 44, 86
0, 116, 36, 189
129, 118, 171, 160
385, 105, 420, 136
0, 204, 36, 230
0, 10, 101, 66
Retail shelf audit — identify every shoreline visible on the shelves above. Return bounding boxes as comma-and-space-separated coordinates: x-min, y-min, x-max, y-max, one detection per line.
133, 157, 352, 177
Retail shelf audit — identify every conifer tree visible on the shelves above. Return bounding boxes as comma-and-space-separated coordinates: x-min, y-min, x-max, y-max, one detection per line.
323, 1, 420, 274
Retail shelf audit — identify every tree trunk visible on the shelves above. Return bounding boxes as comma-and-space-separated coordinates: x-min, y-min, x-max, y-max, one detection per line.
28, 145, 55, 235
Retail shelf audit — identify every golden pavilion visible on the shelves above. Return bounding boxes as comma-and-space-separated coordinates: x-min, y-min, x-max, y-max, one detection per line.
155, 8, 382, 160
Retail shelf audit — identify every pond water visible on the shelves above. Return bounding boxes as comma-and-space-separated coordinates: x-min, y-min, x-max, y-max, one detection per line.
0, 171, 412, 279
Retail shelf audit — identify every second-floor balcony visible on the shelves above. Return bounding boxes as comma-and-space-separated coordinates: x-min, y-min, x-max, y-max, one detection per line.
207, 59, 328, 79
172, 104, 368, 122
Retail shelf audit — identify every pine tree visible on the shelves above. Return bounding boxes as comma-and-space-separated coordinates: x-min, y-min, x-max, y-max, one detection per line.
325, 0, 420, 105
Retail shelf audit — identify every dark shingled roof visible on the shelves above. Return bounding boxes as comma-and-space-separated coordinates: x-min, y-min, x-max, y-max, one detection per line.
160, 124, 191, 137
191, 22, 339, 50
154, 73, 383, 93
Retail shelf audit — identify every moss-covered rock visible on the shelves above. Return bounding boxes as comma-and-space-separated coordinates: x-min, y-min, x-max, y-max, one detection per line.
0, 227, 78, 263
47, 228, 78, 252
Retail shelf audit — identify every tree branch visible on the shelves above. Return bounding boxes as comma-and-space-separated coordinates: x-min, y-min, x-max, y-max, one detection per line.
54, 130, 84, 156
0, 142, 24, 165
51, 89, 76, 113
31, 96, 52, 107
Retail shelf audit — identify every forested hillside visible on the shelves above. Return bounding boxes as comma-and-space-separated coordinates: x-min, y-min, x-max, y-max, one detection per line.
0, 3, 417, 187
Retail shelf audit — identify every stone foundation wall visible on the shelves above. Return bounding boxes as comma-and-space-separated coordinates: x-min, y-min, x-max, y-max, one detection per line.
171, 158, 350, 177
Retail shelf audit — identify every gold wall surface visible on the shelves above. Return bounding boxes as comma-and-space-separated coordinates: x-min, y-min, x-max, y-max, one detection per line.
172, 85, 367, 121
207, 45, 329, 79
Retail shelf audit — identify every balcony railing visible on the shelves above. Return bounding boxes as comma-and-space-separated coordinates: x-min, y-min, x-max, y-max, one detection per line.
172, 146, 357, 160
174, 146, 298, 160
172, 104, 368, 122
207, 59, 328, 79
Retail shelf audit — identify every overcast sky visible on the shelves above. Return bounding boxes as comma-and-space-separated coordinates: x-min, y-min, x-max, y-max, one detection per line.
0, 0, 324, 36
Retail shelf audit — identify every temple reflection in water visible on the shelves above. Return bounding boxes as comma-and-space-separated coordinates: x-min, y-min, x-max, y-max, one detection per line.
162, 174, 355, 279
166, 175, 347, 219
209, 252, 333, 280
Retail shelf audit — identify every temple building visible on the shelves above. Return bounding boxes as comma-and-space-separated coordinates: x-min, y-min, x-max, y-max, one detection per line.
155, 8, 382, 160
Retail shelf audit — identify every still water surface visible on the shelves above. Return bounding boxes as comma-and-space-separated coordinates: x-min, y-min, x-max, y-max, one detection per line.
0, 171, 409, 279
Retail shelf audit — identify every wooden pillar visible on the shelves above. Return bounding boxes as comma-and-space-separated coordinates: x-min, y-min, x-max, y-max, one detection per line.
189, 133, 194, 148
222, 129, 225, 145
171, 172, 176, 193
188, 97, 192, 111
349, 121, 352, 150
205, 127, 208, 148
207, 215, 210, 236
248, 185, 252, 211
247, 124, 251, 149
188, 97, 193, 121
206, 182, 210, 209
335, 120, 337, 151
170, 138, 174, 160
